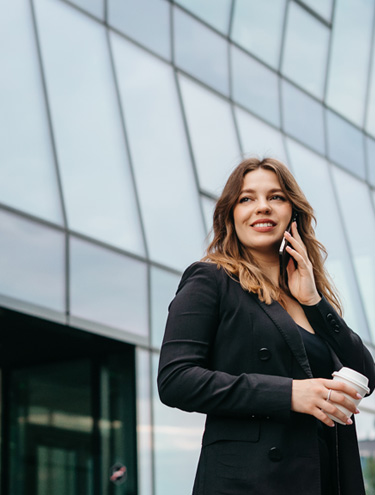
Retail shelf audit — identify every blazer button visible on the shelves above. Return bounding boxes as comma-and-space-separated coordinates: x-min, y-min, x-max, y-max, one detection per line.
268, 447, 282, 462
258, 348, 272, 361
333, 324, 340, 333
326, 313, 333, 321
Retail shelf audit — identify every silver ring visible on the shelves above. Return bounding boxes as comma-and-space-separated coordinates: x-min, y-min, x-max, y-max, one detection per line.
326, 389, 332, 401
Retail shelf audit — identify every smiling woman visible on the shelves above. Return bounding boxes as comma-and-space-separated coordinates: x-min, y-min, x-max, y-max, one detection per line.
157, 157, 375, 495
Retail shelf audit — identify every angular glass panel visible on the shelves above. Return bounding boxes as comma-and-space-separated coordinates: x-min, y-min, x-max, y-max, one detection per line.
326, 0, 374, 126
151, 268, 180, 349
110, 34, 206, 271
70, 237, 148, 337
231, 46, 280, 126
281, 80, 325, 154
286, 139, 370, 341
68, 0, 104, 19
235, 107, 288, 164
282, 2, 329, 99
0, 0, 63, 224
356, 410, 375, 491
108, 0, 171, 60
174, 8, 229, 95
201, 195, 216, 234
0, 210, 65, 312
326, 110, 366, 179
331, 167, 375, 342
366, 36, 375, 138
299, 0, 333, 22
366, 137, 375, 187
152, 354, 205, 495
179, 75, 241, 196
231, 0, 287, 69
175, 0, 232, 34
136, 349, 153, 495
34, 0, 145, 255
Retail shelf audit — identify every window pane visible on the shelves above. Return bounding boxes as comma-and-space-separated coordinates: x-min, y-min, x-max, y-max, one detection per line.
201, 195, 216, 234
356, 410, 375, 492
231, 46, 280, 126
235, 107, 288, 164
108, 0, 171, 59
152, 354, 205, 495
68, 0, 104, 19
175, 0, 232, 34
35, 0, 145, 255
286, 139, 371, 341
326, 110, 365, 179
0, 0, 63, 224
326, 0, 374, 126
0, 210, 65, 312
174, 8, 229, 95
331, 167, 375, 342
136, 349, 153, 495
299, 0, 333, 22
366, 137, 375, 187
70, 237, 148, 337
282, 2, 329, 99
179, 75, 241, 196
231, 0, 286, 69
111, 34, 206, 271
281, 80, 325, 154
151, 268, 180, 349
365, 35, 375, 138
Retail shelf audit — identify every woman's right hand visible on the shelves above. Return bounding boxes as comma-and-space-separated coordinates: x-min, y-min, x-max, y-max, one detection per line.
291, 378, 361, 427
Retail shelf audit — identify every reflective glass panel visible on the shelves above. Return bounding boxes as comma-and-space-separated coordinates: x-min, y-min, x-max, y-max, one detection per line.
231, 46, 280, 126
108, 0, 171, 59
35, 0, 145, 255
175, 0, 232, 34
151, 268, 180, 349
68, 0, 104, 19
136, 349, 153, 495
366, 37, 375, 138
174, 8, 229, 95
326, 110, 366, 179
152, 354, 205, 495
0, 210, 65, 312
201, 195, 216, 234
179, 74, 241, 196
367, 137, 375, 187
110, 34, 206, 271
0, 0, 63, 224
299, 0, 333, 22
331, 167, 375, 342
282, 2, 329, 99
70, 237, 148, 337
356, 410, 375, 492
286, 139, 370, 340
326, 0, 374, 126
231, 0, 287, 69
235, 107, 288, 164
281, 80, 325, 154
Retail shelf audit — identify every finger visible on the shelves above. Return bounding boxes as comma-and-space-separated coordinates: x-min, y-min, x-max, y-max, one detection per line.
321, 399, 354, 425
326, 380, 362, 401
328, 390, 358, 415
314, 407, 335, 427
284, 231, 307, 257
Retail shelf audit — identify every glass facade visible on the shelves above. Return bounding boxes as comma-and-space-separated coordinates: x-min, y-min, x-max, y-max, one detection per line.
0, 1, 375, 494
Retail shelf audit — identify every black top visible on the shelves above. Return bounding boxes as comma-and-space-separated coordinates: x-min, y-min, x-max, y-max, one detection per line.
297, 325, 336, 495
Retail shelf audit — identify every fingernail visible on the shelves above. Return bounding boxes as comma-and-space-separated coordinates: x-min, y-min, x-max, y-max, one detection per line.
346, 418, 353, 425
355, 409, 360, 414
329, 422, 335, 427
285, 231, 291, 236
356, 393, 362, 399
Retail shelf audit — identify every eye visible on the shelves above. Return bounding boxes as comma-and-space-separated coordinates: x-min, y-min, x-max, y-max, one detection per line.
270, 194, 286, 201
239, 196, 252, 203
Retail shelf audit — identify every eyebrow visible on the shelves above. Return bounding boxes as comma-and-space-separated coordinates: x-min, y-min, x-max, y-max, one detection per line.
239, 188, 285, 194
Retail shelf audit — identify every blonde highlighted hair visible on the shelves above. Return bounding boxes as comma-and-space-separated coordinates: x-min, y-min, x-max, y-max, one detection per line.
202, 157, 342, 314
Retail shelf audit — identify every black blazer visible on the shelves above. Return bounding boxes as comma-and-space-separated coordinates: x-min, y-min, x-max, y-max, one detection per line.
158, 262, 375, 495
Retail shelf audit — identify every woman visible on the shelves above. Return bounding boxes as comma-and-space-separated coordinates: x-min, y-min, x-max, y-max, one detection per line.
157, 157, 375, 495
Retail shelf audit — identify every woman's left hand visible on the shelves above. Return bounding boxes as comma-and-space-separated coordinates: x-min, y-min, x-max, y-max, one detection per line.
284, 222, 321, 306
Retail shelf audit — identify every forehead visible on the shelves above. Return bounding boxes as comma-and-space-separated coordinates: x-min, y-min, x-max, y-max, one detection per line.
241, 168, 281, 190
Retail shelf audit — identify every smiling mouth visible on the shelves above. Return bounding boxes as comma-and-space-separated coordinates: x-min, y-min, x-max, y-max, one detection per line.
251, 222, 276, 227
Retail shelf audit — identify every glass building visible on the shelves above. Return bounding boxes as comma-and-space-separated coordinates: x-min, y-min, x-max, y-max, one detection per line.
0, 0, 375, 493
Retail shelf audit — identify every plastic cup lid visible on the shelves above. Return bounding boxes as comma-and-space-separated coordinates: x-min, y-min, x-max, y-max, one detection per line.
332, 367, 370, 393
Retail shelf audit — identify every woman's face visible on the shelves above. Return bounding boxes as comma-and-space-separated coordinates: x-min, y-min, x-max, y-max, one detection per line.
233, 168, 293, 258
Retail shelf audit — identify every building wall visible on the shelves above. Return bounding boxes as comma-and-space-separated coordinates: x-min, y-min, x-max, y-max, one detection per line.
0, 0, 375, 493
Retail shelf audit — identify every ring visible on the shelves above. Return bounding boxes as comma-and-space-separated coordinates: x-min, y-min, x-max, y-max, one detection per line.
326, 389, 332, 401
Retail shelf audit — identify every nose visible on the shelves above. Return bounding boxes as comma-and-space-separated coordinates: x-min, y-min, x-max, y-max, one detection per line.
256, 198, 271, 214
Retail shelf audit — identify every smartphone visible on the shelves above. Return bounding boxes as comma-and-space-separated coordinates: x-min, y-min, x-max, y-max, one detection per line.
279, 211, 298, 283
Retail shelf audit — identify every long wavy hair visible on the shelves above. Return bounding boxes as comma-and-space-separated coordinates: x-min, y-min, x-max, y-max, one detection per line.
202, 157, 342, 314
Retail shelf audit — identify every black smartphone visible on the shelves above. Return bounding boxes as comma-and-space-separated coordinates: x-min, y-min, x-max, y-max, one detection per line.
279, 211, 298, 283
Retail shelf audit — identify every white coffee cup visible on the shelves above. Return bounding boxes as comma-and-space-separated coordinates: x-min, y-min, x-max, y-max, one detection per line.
326, 367, 370, 425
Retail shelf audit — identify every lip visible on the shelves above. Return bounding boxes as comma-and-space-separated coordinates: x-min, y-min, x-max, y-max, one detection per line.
250, 219, 277, 232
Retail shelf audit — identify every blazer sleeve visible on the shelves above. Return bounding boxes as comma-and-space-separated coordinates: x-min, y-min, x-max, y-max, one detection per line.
157, 262, 292, 420
302, 297, 375, 395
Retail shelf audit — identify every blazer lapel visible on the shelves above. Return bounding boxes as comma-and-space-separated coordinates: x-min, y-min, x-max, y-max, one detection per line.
253, 296, 313, 378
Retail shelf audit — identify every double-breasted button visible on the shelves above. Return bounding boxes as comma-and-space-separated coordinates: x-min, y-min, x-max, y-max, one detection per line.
258, 348, 271, 361
333, 324, 340, 333
327, 313, 333, 322
268, 447, 282, 462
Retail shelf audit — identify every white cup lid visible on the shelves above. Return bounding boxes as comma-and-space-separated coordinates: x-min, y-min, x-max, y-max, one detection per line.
332, 367, 370, 393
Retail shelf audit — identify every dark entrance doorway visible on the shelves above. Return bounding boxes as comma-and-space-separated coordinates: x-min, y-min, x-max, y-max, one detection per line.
0, 307, 137, 495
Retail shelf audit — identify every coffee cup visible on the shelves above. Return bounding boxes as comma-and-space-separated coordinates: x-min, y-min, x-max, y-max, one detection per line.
325, 367, 370, 425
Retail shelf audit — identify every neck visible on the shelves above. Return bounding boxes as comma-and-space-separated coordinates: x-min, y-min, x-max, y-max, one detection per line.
251, 252, 280, 286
